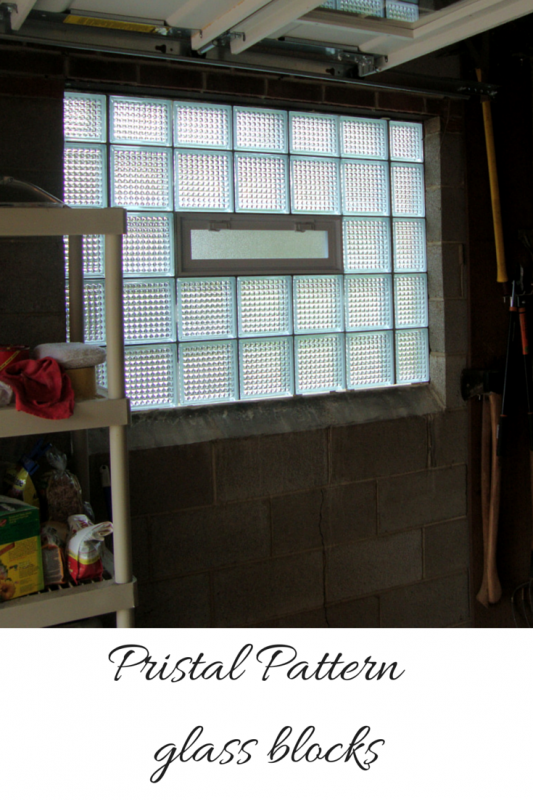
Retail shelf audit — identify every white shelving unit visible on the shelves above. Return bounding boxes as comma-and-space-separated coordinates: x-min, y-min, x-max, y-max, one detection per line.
0, 206, 136, 628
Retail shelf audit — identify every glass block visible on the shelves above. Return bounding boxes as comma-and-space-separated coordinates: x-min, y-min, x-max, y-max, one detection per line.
295, 334, 345, 394
396, 327, 429, 384
111, 146, 172, 210
289, 112, 339, 156
179, 340, 237, 405
391, 163, 425, 216
320, 0, 336, 8
239, 337, 293, 399
340, 117, 388, 159
64, 234, 105, 278
389, 121, 423, 162
234, 107, 288, 153
83, 280, 106, 345
345, 275, 392, 331
293, 275, 343, 333
237, 276, 292, 337
346, 330, 393, 389
393, 219, 426, 272
96, 359, 107, 389
386, 0, 419, 21
123, 279, 175, 343
175, 150, 233, 212
177, 277, 236, 340
123, 213, 174, 276
394, 274, 427, 328
64, 144, 106, 208
64, 92, 106, 142
125, 344, 177, 408
110, 96, 171, 146
290, 157, 340, 214
174, 101, 231, 149
235, 153, 289, 213
341, 159, 389, 215
337, 0, 384, 16
343, 218, 391, 272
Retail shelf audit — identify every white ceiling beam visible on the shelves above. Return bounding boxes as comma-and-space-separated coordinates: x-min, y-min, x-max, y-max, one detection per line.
165, 0, 211, 27
190, 0, 272, 50
9, 0, 38, 30
229, 0, 324, 54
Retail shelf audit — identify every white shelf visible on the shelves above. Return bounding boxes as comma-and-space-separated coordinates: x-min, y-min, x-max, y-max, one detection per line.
0, 393, 130, 438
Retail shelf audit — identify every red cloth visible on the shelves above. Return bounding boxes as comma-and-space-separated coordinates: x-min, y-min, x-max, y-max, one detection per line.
0, 357, 74, 420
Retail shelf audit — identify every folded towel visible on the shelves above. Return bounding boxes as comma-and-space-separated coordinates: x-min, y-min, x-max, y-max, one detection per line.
0, 358, 74, 419
34, 342, 106, 369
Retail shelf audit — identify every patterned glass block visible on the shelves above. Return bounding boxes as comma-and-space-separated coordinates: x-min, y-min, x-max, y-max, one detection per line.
337, 0, 384, 16
111, 146, 172, 210
83, 280, 106, 344
346, 331, 394, 389
341, 159, 389, 215
290, 157, 340, 214
389, 121, 423, 162
394, 274, 427, 328
177, 278, 236, 340
64, 234, 105, 278
179, 340, 237, 405
175, 150, 233, 212
343, 218, 391, 272
289, 112, 339, 156
295, 334, 345, 394
293, 275, 343, 333
64, 92, 106, 142
391, 163, 425, 216
234, 107, 288, 153
110, 96, 171, 146
64, 144, 106, 208
393, 219, 426, 272
237, 276, 292, 337
123, 213, 174, 276
239, 337, 294, 399
96, 359, 107, 389
320, 0, 336, 8
123, 279, 175, 343
125, 344, 177, 408
386, 0, 419, 21
174, 101, 231, 149
396, 327, 429, 384
340, 117, 388, 159
345, 275, 392, 331
235, 153, 289, 213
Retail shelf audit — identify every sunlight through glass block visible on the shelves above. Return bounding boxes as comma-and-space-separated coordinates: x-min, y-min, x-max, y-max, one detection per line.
389, 121, 423, 162
295, 334, 344, 394
235, 154, 289, 213
396, 328, 429, 383
123, 213, 174, 276
110, 96, 171, 145
320, 0, 336, 8
123, 280, 175, 343
340, 117, 388, 159
179, 340, 238, 405
174, 101, 231, 149
343, 218, 391, 272
64, 144, 106, 207
341, 159, 389, 215
386, 0, 419, 21
291, 157, 340, 214
289, 112, 339, 155
238, 276, 292, 336
345, 275, 392, 331
64, 235, 105, 278
234, 107, 288, 152
346, 331, 393, 388
125, 344, 177, 408
394, 274, 427, 328
175, 150, 233, 211
337, 0, 383, 15
393, 219, 426, 272
64, 93, 106, 142
83, 280, 105, 344
177, 278, 236, 340
239, 337, 293, 399
391, 163, 425, 216
293, 275, 343, 333
111, 146, 172, 210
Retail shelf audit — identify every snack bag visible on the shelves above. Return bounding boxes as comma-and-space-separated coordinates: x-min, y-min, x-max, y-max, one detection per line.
66, 515, 113, 584
45, 448, 84, 523
40, 521, 68, 585
3, 438, 51, 511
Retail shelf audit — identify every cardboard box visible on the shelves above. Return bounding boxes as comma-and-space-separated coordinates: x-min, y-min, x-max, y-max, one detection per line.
0, 495, 43, 601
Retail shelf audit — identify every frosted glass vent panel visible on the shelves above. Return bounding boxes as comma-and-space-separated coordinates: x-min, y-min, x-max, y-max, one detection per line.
343, 218, 391, 272
293, 275, 343, 333
123, 213, 174, 276
83, 280, 105, 345
391, 163, 425, 216
175, 150, 233, 212
177, 278, 236, 340
295, 334, 344, 394
237, 276, 292, 337
289, 112, 339, 156
394, 274, 427, 329
64, 93, 106, 142
396, 328, 429, 384
291, 157, 340, 214
337, 0, 384, 16
340, 117, 388, 160
123, 279, 175, 343
179, 340, 238, 405
239, 337, 293, 399
393, 219, 426, 272
110, 96, 171, 146
346, 331, 394, 389
174, 102, 231, 149
386, 1, 419, 21
389, 121, 424, 162
125, 344, 177, 408
235, 154, 289, 213
111, 146, 172, 210
190, 228, 328, 261
234, 107, 288, 153
341, 160, 389, 215
345, 275, 392, 331
64, 144, 106, 208
64, 235, 105, 278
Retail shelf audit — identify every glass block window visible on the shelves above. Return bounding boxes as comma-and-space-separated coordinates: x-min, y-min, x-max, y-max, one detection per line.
319, 0, 419, 21
64, 92, 428, 409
